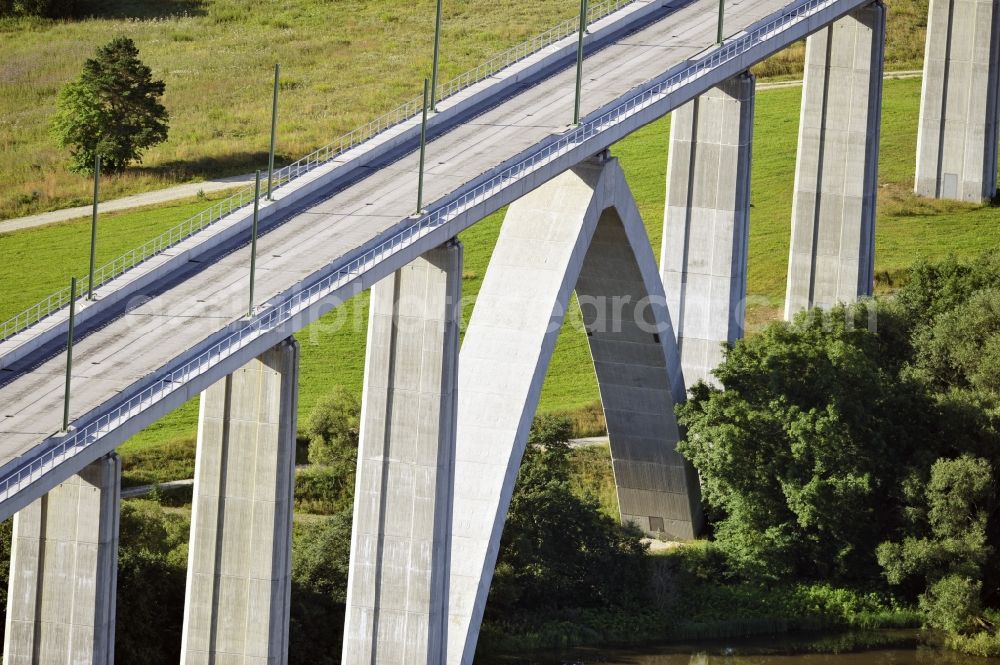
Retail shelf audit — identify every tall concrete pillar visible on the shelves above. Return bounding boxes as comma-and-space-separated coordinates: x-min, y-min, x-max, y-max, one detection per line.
448, 157, 698, 665
915, 0, 1000, 202
662, 72, 754, 387
578, 210, 703, 540
181, 338, 298, 665
785, 3, 885, 318
3, 454, 121, 665
343, 241, 461, 665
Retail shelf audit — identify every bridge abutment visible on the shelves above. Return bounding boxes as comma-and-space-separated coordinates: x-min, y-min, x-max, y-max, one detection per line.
180, 338, 298, 665
915, 0, 1000, 202
662, 72, 754, 387
785, 2, 885, 317
3, 454, 121, 665
448, 157, 699, 665
342, 241, 461, 665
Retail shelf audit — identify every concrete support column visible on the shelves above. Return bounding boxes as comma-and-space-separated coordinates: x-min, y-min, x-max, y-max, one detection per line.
785, 3, 885, 318
915, 0, 1000, 202
449, 157, 698, 665
578, 210, 703, 540
343, 241, 461, 665
662, 72, 754, 387
3, 454, 121, 665
181, 338, 298, 665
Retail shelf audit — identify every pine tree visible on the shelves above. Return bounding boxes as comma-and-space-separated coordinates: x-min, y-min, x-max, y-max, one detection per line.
52, 37, 169, 174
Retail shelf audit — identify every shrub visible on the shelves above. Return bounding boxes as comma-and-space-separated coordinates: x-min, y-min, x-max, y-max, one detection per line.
305, 387, 360, 467
922, 575, 983, 635
294, 466, 353, 515
291, 508, 353, 602
486, 415, 649, 617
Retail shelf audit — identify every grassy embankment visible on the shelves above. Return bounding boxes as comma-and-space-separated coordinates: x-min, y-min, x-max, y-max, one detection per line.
0, 0, 579, 221
4, 74, 1000, 484
0, 0, 929, 220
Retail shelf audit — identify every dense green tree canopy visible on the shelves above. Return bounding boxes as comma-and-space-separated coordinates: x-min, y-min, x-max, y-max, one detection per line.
52, 36, 168, 173
678, 304, 942, 582
677, 252, 1000, 649
306, 387, 360, 467
291, 507, 353, 603
115, 500, 188, 664
487, 415, 649, 616
913, 288, 1000, 395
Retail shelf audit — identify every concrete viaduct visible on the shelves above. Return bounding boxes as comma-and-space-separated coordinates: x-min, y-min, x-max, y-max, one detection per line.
0, 0, 996, 662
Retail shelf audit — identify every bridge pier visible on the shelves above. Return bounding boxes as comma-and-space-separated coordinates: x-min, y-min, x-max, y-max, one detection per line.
915, 0, 1000, 202
342, 241, 461, 665
448, 157, 698, 665
785, 2, 885, 317
662, 72, 754, 387
180, 338, 298, 665
578, 205, 703, 541
3, 454, 121, 665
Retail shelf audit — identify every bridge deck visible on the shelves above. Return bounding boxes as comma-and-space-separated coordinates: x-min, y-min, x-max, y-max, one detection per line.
1, 0, 797, 506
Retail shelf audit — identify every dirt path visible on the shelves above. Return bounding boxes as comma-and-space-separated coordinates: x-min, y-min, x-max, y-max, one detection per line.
0, 173, 255, 235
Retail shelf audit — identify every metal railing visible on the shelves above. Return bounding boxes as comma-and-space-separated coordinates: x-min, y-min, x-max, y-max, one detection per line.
0, 0, 849, 504
0, 0, 642, 345
437, 0, 637, 101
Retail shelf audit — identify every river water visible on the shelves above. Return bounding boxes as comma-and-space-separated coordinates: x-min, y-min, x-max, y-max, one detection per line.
491, 631, 1000, 665
545, 650, 996, 664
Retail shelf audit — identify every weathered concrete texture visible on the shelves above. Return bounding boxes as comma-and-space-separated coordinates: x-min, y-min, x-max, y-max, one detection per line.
915, 0, 1000, 202
662, 72, 755, 387
448, 157, 698, 665
785, 3, 885, 318
3, 454, 120, 665
343, 241, 462, 665
579, 209, 704, 540
181, 338, 298, 665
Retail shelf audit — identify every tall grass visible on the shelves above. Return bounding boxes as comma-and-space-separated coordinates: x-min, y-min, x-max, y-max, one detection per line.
567, 444, 620, 519
0, 0, 579, 220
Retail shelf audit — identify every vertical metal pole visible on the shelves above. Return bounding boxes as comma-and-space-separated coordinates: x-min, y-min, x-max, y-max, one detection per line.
62, 277, 78, 432
267, 63, 280, 200
249, 171, 261, 317
87, 155, 100, 300
574, 0, 588, 125
418, 78, 429, 213
430, 0, 443, 110
717, 0, 725, 44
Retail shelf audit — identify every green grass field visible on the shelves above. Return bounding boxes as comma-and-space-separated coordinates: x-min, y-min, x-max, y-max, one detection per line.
0, 0, 928, 220
4, 75, 1000, 484
0, 0, 619, 221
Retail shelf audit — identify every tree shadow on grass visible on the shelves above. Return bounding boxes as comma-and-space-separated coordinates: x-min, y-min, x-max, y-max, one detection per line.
134, 150, 298, 182
76, 0, 206, 19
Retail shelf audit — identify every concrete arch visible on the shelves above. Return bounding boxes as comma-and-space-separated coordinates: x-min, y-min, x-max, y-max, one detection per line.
447, 156, 702, 665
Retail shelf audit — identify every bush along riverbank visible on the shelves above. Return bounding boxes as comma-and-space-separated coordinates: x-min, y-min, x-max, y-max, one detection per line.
479, 542, 922, 657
